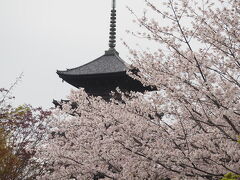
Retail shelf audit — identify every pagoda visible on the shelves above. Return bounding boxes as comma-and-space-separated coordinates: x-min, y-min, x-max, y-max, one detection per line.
56, 0, 155, 100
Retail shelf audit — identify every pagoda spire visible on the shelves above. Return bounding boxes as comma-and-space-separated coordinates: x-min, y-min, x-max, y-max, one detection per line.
109, 0, 116, 50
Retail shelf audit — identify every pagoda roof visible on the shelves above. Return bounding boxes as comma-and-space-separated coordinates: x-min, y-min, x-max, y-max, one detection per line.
57, 49, 127, 76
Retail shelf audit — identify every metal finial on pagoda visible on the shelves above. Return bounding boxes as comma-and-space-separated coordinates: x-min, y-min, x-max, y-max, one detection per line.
109, 0, 116, 50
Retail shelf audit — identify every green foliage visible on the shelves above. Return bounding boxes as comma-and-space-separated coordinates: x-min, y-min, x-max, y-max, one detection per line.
0, 128, 22, 180
10, 105, 30, 116
1, 95, 51, 179
221, 139, 240, 180
0, 81, 51, 179
221, 172, 240, 180
1, 105, 30, 120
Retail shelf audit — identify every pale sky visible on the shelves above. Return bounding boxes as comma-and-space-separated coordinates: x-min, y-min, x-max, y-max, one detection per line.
0, 0, 147, 108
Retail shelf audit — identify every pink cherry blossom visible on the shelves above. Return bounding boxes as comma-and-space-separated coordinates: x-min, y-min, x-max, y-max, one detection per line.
36, 0, 240, 179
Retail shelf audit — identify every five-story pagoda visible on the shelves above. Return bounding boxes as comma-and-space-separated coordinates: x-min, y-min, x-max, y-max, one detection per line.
57, 0, 154, 100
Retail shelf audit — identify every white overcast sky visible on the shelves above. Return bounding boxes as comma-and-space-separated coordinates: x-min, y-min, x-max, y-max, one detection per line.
0, 0, 149, 108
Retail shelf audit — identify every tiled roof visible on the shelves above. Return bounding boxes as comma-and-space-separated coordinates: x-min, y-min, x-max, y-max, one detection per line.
57, 50, 127, 76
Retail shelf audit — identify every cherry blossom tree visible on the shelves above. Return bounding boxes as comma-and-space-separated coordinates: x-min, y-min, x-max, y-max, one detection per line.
37, 0, 240, 179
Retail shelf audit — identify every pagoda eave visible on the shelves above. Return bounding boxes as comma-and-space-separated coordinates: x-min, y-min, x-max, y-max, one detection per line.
57, 71, 155, 97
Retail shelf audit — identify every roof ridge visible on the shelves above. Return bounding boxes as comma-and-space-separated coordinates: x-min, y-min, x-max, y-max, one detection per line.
57, 52, 128, 75
64, 54, 105, 72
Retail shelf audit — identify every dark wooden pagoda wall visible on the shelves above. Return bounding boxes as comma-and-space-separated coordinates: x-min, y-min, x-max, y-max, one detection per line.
59, 71, 155, 98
